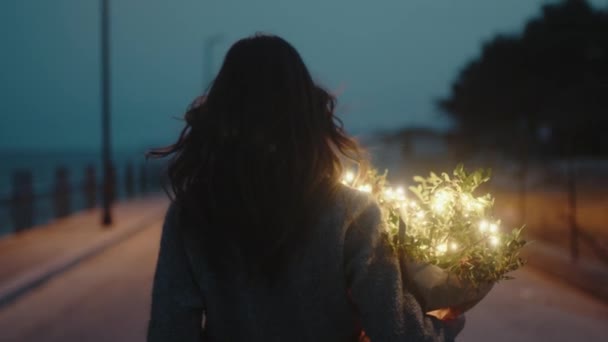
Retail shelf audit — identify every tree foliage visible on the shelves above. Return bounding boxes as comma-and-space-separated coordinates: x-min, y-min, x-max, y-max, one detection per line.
439, 0, 608, 157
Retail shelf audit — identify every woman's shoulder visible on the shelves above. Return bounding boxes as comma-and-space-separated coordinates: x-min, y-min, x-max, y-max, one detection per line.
332, 183, 380, 225
163, 200, 194, 235
335, 182, 372, 203
164, 200, 183, 228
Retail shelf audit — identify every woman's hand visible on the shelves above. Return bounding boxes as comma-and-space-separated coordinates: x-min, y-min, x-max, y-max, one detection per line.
358, 330, 371, 342
426, 308, 466, 340
427, 307, 463, 321
357, 314, 465, 342
442, 314, 466, 339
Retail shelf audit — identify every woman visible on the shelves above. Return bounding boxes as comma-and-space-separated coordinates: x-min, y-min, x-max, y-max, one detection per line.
147, 34, 464, 341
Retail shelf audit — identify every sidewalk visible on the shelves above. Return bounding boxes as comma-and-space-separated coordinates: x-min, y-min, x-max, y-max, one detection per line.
1, 194, 605, 309
0, 196, 169, 308
522, 240, 608, 303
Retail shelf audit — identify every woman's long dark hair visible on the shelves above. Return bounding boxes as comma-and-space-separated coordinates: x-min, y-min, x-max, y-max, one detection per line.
149, 34, 362, 279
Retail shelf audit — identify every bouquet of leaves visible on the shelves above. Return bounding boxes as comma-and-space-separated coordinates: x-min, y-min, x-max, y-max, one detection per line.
342, 164, 526, 319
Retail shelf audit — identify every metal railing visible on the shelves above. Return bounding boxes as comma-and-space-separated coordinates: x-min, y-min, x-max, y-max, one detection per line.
0, 161, 166, 236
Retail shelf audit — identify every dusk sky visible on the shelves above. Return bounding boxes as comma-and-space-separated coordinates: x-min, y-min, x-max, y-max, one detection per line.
1, 0, 607, 151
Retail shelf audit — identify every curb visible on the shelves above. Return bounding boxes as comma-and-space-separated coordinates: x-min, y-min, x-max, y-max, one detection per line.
0, 212, 164, 309
523, 241, 608, 304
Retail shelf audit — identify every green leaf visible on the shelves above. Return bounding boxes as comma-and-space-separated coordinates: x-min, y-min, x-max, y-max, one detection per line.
442, 172, 451, 182
413, 176, 426, 183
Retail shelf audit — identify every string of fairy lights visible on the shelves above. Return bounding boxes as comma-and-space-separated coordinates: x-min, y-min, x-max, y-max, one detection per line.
341, 166, 526, 284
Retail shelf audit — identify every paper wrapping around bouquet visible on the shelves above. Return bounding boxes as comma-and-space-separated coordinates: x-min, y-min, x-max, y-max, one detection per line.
406, 262, 493, 313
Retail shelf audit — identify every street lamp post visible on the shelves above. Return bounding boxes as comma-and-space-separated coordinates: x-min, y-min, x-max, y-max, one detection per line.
101, 0, 113, 226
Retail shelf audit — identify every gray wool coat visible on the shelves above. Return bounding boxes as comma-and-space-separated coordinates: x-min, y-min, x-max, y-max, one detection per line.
147, 185, 456, 342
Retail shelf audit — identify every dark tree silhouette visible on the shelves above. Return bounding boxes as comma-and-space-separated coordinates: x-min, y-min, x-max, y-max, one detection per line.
439, 0, 608, 157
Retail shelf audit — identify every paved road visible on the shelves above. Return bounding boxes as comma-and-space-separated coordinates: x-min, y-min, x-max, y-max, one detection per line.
0, 222, 162, 342
0, 223, 606, 342
460, 266, 608, 341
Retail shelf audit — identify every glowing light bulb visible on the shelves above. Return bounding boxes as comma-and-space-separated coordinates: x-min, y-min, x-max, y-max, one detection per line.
437, 243, 448, 255
489, 223, 498, 233
432, 201, 445, 213
357, 184, 372, 193
343, 171, 355, 184
416, 210, 425, 219
384, 187, 394, 199
450, 242, 458, 251
460, 194, 473, 210
436, 190, 451, 201
432, 189, 453, 213
479, 220, 489, 232
490, 236, 500, 246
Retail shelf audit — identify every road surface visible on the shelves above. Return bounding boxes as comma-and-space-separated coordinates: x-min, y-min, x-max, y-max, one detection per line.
0, 223, 606, 341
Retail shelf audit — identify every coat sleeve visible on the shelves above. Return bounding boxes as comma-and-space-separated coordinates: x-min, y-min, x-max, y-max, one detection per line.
147, 203, 205, 342
344, 200, 456, 342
